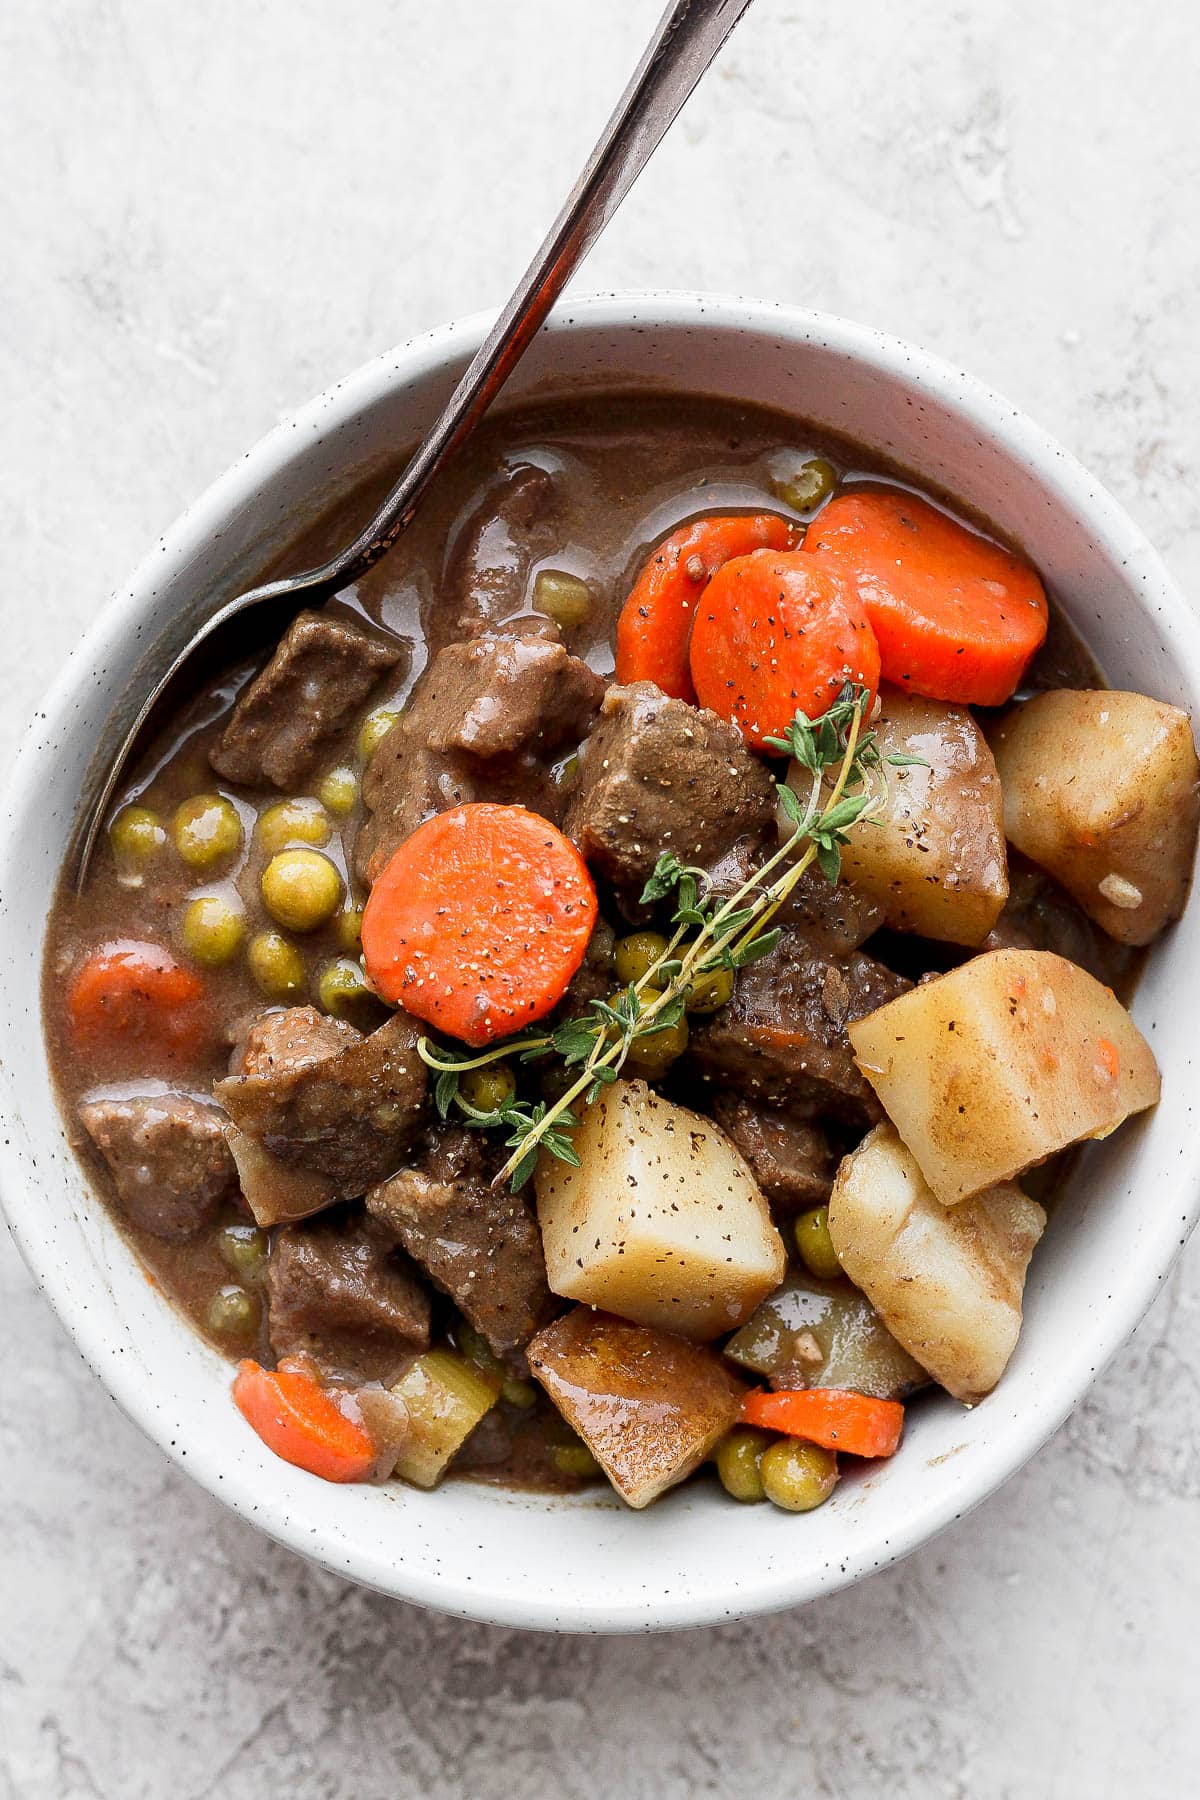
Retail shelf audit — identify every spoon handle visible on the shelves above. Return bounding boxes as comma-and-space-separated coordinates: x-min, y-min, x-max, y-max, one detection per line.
292, 0, 755, 596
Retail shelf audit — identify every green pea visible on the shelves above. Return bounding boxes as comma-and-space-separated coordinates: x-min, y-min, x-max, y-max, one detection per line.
553, 752, 580, 791
334, 906, 364, 952
316, 956, 374, 1019
181, 894, 246, 967
553, 1441, 601, 1480
624, 991, 688, 1076
614, 930, 670, 988
358, 708, 399, 763
501, 1377, 538, 1410
715, 1428, 770, 1503
760, 1439, 839, 1512
206, 1284, 260, 1336
533, 568, 593, 630
317, 766, 359, 818
173, 794, 243, 870
247, 929, 307, 1000
261, 849, 343, 932
774, 455, 838, 515
109, 804, 166, 870
217, 1222, 269, 1283
455, 1323, 505, 1381
794, 1205, 842, 1282
685, 963, 735, 1015
257, 797, 331, 855
459, 1063, 516, 1115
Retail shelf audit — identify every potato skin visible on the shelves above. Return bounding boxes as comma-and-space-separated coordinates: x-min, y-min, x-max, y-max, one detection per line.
829, 1124, 1045, 1404
990, 689, 1200, 945
527, 1308, 748, 1508
797, 689, 1008, 946
848, 948, 1160, 1205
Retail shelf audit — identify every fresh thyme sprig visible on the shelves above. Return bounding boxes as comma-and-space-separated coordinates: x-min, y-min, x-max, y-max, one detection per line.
417, 683, 908, 1190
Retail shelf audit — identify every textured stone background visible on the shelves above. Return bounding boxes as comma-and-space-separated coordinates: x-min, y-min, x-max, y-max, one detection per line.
2, 2, 1198, 1795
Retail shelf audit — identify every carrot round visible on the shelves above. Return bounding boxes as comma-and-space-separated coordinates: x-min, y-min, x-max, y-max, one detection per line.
802, 487, 1047, 705
66, 939, 208, 1059
688, 549, 881, 749
361, 803, 598, 1047
741, 1388, 905, 1459
615, 513, 796, 702
232, 1360, 376, 1483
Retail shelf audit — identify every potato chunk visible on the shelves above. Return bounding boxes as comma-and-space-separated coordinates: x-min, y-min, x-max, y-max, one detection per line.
991, 689, 1200, 945
724, 1270, 928, 1399
829, 1125, 1045, 1403
848, 948, 1160, 1204
527, 1308, 747, 1507
535, 1079, 785, 1340
790, 690, 1007, 945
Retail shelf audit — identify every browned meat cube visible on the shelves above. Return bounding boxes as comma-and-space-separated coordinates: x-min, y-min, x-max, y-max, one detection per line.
686, 932, 910, 1124
78, 1093, 236, 1240
355, 630, 600, 883
215, 1007, 427, 1197
367, 1128, 554, 1354
436, 462, 558, 647
527, 1309, 748, 1508
235, 1005, 361, 1078
563, 683, 776, 907
265, 1216, 431, 1383
710, 1095, 838, 1215
210, 610, 403, 789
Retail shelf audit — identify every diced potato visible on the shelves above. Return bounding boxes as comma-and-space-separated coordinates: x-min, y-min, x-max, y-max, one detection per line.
535, 1079, 785, 1340
990, 689, 1200, 945
724, 1271, 928, 1399
389, 1350, 497, 1489
848, 947, 1160, 1205
829, 1124, 1045, 1403
527, 1308, 747, 1508
788, 690, 1007, 945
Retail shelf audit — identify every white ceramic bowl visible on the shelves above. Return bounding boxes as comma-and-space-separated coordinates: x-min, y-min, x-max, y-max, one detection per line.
3, 294, 1199, 1633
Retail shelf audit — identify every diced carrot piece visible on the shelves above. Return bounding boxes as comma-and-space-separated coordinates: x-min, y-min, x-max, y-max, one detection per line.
361, 803, 598, 1047
66, 940, 209, 1061
740, 1387, 904, 1458
802, 487, 1047, 706
616, 513, 796, 702
232, 1360, 376, 1483
688, 549, 880, 749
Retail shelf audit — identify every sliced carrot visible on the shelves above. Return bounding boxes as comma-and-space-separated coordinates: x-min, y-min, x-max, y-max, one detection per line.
741, 1388, 904, 1459
802, 487, 1048, 706
615, 513, 796, 702
66, 939, 208, 1060
688, 548, 881, 750
232, 1360, 376, 1483
361, 803, 598, 1047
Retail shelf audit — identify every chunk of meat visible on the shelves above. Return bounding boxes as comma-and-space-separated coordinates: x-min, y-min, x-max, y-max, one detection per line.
78, 1093, 237, 1241
563, 682, 777, 908
686, 932, 911, 1123
210, 610, 403, 789
215, 1007, 427, 1196
234, 1005, 362, 1078
435, 463, 558, 647
706, 841, 885, 955
710, 1095, 838, 1214
367, 1128, 555, 1354
266, 1215, 431, 1383
355, 631, 600, 883
415, 635, 604, 759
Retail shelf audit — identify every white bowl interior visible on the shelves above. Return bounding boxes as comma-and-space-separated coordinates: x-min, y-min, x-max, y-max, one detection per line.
3, 296, 1198, 1631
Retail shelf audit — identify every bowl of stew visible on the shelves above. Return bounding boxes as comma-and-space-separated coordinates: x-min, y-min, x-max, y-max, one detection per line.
4, 293, 1199, 1631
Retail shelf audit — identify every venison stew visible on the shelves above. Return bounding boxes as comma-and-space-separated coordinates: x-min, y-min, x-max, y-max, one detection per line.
43, 391, 1199, 1512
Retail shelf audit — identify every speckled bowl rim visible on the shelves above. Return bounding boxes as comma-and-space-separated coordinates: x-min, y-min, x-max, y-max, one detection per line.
3, 292, 1199, 1633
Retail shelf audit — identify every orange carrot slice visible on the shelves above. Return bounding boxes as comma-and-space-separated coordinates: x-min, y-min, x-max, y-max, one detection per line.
361, 803, 597, 1047
66, 940, 208, 1060
615, 513, 796, 702
802, 487, 1047, 705
741, 1388, 905, 1458
688, 548, 881, 749
232, 1360, 377, 1483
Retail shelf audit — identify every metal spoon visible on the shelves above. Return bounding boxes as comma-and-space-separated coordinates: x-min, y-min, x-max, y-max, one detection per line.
72, 0, 754, 888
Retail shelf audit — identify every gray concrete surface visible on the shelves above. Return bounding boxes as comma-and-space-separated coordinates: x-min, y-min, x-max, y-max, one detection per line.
2, 2, 1198, 1795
